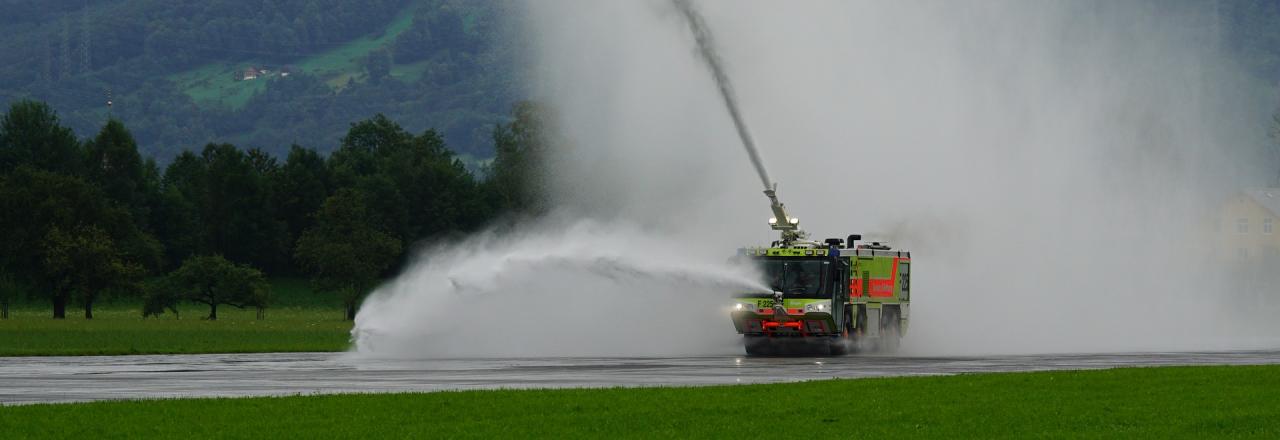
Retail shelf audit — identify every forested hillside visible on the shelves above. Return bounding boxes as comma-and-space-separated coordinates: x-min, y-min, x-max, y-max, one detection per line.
0, 0, 517, 162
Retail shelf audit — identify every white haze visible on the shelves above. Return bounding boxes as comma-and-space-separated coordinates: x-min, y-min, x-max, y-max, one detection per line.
353, 0, 1280, 358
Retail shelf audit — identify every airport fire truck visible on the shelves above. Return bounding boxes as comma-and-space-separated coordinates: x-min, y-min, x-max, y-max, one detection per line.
729, 187, 911, 356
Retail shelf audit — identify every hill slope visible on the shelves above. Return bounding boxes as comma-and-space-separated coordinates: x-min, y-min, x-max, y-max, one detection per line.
0, 0, 519, 161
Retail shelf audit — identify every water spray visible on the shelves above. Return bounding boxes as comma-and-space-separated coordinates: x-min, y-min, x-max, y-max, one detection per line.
351, 218, 765, 358
671, 0, 805, 244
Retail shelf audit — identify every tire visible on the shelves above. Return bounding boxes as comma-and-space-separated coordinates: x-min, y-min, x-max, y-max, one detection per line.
828, 338, 848, 355
828, 308, 853, 356
879, 308, 901, 353
810, 339, 832, 356
852, 305, 868, 351
744, 336, 770, 356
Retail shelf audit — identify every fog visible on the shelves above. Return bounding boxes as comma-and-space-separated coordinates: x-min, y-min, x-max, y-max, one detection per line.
353, 0, 1279, 358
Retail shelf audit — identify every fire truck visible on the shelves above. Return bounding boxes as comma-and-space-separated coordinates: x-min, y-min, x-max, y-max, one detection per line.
729, 187, 911, 356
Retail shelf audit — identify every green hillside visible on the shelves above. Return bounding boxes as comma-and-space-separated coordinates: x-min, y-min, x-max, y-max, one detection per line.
171, 7, 419, 110
171, 63, 268, 111
0, 0, 517, 161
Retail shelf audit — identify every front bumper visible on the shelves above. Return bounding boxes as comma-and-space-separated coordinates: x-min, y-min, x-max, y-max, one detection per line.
730, 310, 837, 337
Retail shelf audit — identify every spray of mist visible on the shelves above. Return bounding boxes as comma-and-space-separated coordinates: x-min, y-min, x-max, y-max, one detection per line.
353, 218, 761, 358
520, 0, 1280, 355
354, 0, 1280, 358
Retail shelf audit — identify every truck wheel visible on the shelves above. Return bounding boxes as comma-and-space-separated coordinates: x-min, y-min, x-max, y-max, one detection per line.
810, 339, 832, 356
829, 309, 853, 356
744, 336, 770, 356
879, 308, 901, 353
828, 338, 848, 355
852, 305, 867, 352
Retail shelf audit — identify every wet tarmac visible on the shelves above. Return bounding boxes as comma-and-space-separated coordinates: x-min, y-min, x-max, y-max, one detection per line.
3, 349, 1280, 405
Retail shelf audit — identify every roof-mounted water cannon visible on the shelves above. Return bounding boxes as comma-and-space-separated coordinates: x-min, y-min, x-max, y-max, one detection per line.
764, 184, 807, 244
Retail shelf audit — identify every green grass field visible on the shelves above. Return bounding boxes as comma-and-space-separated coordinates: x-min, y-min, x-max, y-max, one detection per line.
298, 9, 415, 80
2, 365, 1277, 438
0, 278, 352, 356
169, 61, 269, 109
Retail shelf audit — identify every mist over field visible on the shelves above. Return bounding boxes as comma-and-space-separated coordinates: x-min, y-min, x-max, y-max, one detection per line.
354, 0, 1280, 357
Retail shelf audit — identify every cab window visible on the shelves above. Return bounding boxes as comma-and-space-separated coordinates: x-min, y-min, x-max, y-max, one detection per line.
898, 262, 910, 300
758, 258, 828, 298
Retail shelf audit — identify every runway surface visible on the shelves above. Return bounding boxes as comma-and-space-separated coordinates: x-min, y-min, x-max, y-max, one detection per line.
4, 349, 1280, 405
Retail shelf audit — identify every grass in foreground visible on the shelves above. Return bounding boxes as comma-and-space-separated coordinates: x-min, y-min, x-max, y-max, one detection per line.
0, 278, 352, 356
3, 365, 1279, 439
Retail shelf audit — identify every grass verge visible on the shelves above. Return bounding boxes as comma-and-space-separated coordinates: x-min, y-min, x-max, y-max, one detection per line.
0, 278, 352, 356
0, 309, 350, 356
2, 365, 1278, 438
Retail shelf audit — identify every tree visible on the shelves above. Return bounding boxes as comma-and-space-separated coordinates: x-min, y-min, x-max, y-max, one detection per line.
275, 145, 331, 258
295, 188, 401, 320
0, 272, 20, 320
197, 143, 289, 271
156, 255, 268, 320
330, 114, 415, 185
0, 227, 22, 320
382, 128, 484, 239
488, 101, 551, 213
0, 100, 82, 176
84, 119, 147, 222
141, 278, 180, 319
329, 114, 487, 244
41, 225, 144, 319
0, 167, 156, 318
155, 151, 208, 267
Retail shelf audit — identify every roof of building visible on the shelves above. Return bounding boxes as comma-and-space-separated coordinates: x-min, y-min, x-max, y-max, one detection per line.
1243, 188, 1280, 215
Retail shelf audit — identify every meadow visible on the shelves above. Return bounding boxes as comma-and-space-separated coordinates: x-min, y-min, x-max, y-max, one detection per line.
2, 365, 1277, 438
0, 279, 352, 356
169, 6, 420, 110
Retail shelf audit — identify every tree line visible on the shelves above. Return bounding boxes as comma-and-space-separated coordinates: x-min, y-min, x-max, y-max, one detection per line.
0, 99, 544, 320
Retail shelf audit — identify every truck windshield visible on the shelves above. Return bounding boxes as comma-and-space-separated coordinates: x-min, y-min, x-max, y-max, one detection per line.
757, 258, 826, 297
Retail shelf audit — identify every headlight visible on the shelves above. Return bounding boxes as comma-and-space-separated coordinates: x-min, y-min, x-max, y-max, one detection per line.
735, 303, 744, 310
804, 302, 830, 313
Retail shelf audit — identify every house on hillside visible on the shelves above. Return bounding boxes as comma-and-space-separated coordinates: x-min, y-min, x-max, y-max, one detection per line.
1221, 188, 1280, 260
1219, 188, 1280, 306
